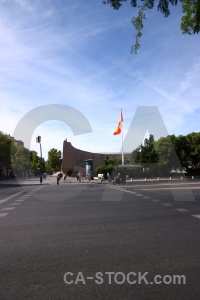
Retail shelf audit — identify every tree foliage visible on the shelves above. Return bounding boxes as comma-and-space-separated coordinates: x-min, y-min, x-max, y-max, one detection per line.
0, 131, 44, 177
11, 146, 31, 176
132, 134, 158, 165
103, 0, 200, 53
132, 132, 200, 176
30, 151, 41, 174
95, 156, 131, 176
95, 164, 114, 175
0, 132, 13, 177
47, 148, 62, 172
0, 132, 63, 177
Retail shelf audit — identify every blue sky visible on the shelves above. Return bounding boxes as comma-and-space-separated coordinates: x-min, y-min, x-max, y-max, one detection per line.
0, 0, 199, 159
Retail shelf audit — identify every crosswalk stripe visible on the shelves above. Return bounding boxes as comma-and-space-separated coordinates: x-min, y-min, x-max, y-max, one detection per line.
2, 207, 15, 211
175, 208, 189, 212
0, 212, 8, 217
0, 191, 24, 205
192, 214, 200, 219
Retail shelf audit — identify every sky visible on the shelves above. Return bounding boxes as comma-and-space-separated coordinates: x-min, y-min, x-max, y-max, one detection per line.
0, 0, 200, 160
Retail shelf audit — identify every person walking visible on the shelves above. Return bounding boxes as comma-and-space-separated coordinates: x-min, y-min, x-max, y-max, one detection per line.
76, 172, 80, 183
57, 173, 61, 185
107, 172, 111, 182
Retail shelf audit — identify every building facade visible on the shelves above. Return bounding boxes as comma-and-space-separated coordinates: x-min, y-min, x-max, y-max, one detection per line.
61, 139, 132, 175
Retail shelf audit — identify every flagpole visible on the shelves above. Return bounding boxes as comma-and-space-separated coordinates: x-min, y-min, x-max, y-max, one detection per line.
113, 108, 124, 165
121, 127, 124, 165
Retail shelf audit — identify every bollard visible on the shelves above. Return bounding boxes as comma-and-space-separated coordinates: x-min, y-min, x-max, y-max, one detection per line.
158, 177, 160, 180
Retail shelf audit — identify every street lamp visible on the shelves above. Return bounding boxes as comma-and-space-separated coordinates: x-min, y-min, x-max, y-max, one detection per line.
36, 135, 43, 183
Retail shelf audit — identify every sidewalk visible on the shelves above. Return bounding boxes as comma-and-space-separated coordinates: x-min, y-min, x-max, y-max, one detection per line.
0, 176, 54, 186
0, 175, 100, 186
1, 175, 198, 186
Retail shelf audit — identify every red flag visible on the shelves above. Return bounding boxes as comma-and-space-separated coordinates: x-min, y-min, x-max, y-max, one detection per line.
113, 109, 123, 135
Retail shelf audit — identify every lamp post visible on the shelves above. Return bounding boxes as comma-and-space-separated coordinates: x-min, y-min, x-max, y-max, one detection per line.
36, 135, 43, 183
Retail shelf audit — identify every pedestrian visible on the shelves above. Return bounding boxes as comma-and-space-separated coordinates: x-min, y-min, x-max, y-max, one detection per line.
86, 172, 92, 183
57, 173, 61, 185
79, 172, 83, 183
107, 172, 111, 182
76, 172, 80, 183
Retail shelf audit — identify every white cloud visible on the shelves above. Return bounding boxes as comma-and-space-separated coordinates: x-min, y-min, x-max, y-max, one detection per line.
14, 0, 33, 11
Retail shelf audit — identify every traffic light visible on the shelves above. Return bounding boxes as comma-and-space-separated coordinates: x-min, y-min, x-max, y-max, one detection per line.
36, 136, 41, 143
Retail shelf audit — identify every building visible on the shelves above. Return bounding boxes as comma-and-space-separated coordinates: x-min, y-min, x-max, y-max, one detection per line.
61, 139, 132, 175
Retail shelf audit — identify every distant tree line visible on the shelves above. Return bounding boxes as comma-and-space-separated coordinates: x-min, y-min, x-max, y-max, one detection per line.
95, 132, 200, 177
0, 131, 62, 178
1, 130, 199, 179
132, 133, 200, 176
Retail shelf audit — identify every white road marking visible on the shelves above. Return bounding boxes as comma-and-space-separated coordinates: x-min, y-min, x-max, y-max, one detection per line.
175, 208, 189, 212
15, 199, 25, 202
29, 186, 44, 194
2, 207, 15, 211
0, 191, 24, 205
0, 212, 8, 217
162, 203, 174, 207
143, 196, 151, 199
10, 202, 21, 205
151, 199, 160, 202
192, 214, 200, 219
135, 186, 200, 191
136, 194, 144, 197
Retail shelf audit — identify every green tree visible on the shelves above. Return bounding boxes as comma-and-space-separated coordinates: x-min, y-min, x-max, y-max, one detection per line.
131, 132, 200, 176
45, 163, 53, 174
185, 132, 200, 169
0, 132, 13, 177
95, 164, 114, 176
103, 0, 200, 53
105, 157, 124, 165
47, 148, 62, 172
11, 146, 31, 176
172, 135, 189, 169
30, 151, 41, 174
132, 135, 158, 164
132, 134, 158, 175
154, 135, 182, 172
105, 157, 118, 165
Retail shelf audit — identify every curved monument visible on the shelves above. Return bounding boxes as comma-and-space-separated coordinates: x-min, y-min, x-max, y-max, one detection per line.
61, 139, 105, 175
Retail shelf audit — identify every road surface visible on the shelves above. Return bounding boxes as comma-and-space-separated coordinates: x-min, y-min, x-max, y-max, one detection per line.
0, 178, 200, 299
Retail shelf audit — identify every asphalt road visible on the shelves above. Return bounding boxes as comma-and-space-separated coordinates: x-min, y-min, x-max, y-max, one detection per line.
0, 179, 200, 300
